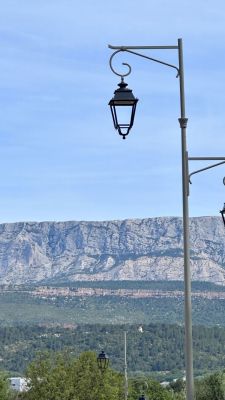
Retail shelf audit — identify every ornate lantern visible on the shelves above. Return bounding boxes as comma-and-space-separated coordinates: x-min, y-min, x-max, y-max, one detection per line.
97, 350, 109, 371
220, 203, 225, 226
109, 79, 138, 139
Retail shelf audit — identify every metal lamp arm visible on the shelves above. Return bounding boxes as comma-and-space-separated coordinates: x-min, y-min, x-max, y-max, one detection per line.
109, 47, 180, 79
189, 160, 225, 184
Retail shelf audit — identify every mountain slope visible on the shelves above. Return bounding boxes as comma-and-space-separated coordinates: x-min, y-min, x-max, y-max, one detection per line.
0, 217, 225, 284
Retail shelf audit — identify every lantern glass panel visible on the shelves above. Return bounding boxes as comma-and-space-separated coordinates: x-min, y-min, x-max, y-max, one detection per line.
114, 104, 133, 128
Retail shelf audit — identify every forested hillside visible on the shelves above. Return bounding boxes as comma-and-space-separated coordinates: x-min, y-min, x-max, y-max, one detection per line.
1, 323, 225, 378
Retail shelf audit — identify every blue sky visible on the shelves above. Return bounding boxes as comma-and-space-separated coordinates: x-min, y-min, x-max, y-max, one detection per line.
0, 0, 225, 222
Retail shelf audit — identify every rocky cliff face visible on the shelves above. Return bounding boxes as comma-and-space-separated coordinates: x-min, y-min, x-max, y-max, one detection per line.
0, 217, 225, 285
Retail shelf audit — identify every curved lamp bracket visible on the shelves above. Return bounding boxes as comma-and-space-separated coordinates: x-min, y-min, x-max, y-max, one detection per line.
108, 47, 180, 78
189, 159, 225, 184
109, 50, 132, 79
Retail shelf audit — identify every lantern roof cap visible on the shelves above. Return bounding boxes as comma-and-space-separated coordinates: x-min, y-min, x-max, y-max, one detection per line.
109, 79, 138, 104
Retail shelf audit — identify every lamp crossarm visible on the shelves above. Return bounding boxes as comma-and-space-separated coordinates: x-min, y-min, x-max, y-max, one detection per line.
188, 157, 225, 184
108, 47, 180, 79
108, 45, 178, 50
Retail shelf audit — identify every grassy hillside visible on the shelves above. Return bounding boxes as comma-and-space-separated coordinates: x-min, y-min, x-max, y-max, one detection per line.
0, 281, 225, 326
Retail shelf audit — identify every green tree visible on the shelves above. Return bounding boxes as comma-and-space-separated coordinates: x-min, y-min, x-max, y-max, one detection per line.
23, 351, 123, 400
24, 352, 75, 400
195, 371, 225, 400
129, 377, 174, 400
168, 379, 185, 400
71, 351, 123, 400
169, 379, 185, 393
0, 371, 13, 400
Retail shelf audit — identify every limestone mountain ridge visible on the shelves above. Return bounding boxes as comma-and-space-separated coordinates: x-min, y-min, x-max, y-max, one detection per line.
0, 216, 225, 285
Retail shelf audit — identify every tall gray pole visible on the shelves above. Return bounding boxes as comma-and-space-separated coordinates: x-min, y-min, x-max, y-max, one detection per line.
178, 38, 194, 400
124, 331, 128, 400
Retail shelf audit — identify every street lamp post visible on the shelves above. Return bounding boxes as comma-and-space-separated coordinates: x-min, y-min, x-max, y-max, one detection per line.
107, 38, 225, 400
124, 331, 128, 400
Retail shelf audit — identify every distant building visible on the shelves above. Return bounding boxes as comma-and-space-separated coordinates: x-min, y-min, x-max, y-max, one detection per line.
9, 377, 28, 392
160, 381, 170, 388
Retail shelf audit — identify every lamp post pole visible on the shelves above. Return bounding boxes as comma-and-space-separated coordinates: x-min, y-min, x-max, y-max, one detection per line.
177, 38, 194, 400
108, 38, 225, 400
124, 331, 128, 400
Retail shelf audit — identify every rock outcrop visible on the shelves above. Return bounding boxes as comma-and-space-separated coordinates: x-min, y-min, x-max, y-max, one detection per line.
0, 217, 225, 284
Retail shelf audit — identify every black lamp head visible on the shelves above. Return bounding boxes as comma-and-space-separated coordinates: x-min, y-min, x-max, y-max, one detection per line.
109, 79, 138, 139
220, 203, 225, 227
97, 350, 109, 371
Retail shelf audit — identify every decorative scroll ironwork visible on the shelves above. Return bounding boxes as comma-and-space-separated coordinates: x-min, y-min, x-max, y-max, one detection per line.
109, 50, 132, 79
